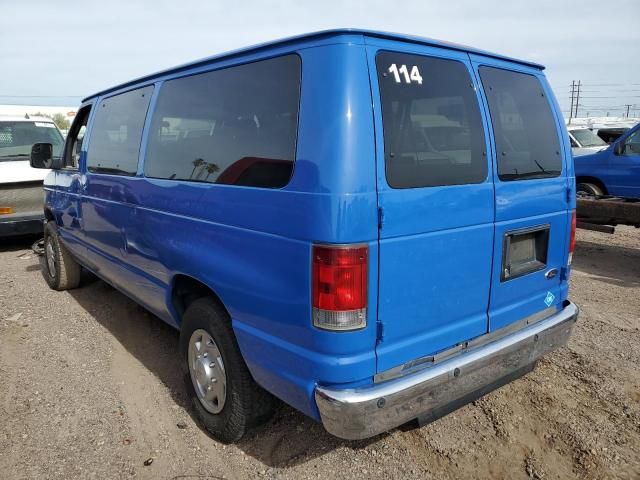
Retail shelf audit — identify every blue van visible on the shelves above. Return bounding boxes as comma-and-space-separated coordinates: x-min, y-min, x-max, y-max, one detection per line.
30, 30, 578, 442
574, 122, 640, 198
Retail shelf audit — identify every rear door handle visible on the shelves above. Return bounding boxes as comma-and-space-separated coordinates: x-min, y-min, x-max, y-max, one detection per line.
545, 268, 558, 280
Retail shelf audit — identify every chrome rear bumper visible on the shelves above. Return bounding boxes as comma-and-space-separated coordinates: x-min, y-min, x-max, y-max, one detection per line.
315, 301, 578, 440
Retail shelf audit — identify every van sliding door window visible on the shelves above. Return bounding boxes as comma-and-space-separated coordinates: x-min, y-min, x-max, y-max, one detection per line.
86, 86, 153, 176
376, 52, 487, 189
479, 67, 561, 181
144, 55, 301, 188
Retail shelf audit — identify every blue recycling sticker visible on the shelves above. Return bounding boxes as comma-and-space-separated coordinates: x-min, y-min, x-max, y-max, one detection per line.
544, 291, 555, 307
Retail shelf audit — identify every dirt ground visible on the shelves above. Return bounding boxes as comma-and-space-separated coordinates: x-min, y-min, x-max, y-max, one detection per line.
0, 227, 638, 480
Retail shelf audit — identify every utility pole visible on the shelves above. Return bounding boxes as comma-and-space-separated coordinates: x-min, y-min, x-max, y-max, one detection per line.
568, 80, 575, 124
624, 104, 632, 118
574, 80, 581, 119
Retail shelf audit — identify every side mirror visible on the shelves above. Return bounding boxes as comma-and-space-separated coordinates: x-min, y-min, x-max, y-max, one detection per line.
614, 141, 625, 156
30, 143, 54, 169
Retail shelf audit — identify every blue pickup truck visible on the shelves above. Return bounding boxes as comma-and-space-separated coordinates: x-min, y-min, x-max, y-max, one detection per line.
30, 29, 578, 442
575, 122, 640, 198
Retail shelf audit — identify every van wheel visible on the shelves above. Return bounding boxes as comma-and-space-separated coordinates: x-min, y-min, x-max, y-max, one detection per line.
180, 297, 275, 443
576, 182, 604, 196
42, 221, 81, 291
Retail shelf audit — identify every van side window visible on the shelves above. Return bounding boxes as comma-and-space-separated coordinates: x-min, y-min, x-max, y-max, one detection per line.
87, 86, 153, 175
144, 55, 301, 188
623, 129, 640, 155
376, 52, 487, 189
479, 67, 561, 181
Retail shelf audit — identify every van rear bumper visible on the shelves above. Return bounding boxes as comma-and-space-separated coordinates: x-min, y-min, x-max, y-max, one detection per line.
315, 301, 578, 440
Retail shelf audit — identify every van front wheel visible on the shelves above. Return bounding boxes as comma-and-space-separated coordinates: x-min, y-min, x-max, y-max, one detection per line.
180, 297, 275, 443
42, 221, 81, 291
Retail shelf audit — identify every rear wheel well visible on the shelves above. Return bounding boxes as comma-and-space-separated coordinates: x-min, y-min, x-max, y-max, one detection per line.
576, 176, 607, 194
171, 275, 228, 325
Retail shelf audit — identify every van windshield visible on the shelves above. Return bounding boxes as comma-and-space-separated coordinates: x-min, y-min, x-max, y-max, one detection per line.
479, 67, 562, 181
0, 121, 64, 161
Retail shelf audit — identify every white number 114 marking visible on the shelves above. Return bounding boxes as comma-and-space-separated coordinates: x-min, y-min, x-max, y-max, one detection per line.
388, 64, 423, 84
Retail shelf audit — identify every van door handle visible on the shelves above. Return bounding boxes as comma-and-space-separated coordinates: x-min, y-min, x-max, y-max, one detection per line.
545, 268, 558, 280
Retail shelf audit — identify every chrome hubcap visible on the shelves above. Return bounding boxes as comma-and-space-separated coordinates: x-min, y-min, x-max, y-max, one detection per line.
45, 239, 56, 278
188, 329, 226, 414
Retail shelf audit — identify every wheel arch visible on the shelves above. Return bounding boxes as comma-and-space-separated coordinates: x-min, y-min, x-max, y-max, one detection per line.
576, 176, 608, 194
44, 208, 55, 222
170, 274, 230, 327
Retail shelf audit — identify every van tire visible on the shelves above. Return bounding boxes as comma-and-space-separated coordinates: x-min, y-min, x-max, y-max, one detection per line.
179, 297, 275, 443
576, 182, 604, 196
42, 221, 81, 291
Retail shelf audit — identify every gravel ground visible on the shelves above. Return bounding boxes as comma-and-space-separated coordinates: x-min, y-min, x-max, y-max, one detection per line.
1, 227, 639, 480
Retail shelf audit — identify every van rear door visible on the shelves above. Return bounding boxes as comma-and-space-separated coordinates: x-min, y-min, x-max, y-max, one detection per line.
471, 56, 571, 332
368, 44, 495, 373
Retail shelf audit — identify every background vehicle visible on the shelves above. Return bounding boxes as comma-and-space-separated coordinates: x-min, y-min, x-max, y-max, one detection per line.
595, 127, 629, 144
567, 127, 608, 156
31, 29, 578, 442
575, 122, 640, 197
0, 115, 63, 237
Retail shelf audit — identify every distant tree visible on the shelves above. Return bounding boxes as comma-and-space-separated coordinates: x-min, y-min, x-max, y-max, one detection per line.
32, 112, 71, 131
203, 162, 220, 181
190, 158, 205, 179
51, 113, 71, 131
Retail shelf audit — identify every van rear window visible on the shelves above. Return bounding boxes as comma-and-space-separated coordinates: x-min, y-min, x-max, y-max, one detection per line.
144, 55, 301, 188
479, 67, 561, 181
376, 52, 487, 189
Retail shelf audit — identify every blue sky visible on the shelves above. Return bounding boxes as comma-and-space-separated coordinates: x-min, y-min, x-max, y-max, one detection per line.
1, 0, 639, 116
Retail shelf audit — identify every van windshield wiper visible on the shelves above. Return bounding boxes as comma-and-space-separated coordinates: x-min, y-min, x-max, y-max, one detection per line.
533, 159, 549, 175
88, 167, 133, 175
500, 170, 560, 180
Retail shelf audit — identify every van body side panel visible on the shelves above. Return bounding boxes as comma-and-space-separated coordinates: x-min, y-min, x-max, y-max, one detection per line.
72, 43, 378, 419
470, 54, 571, 332
366, 38, 496, 373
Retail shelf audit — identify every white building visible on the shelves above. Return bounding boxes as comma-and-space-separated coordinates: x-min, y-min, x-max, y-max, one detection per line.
0, 104, 78, 120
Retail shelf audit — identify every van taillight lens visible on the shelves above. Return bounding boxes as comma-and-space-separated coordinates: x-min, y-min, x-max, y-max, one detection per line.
568, 210, 576, 265
312, 244, 368, 331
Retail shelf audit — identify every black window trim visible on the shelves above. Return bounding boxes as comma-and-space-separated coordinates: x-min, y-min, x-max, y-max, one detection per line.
61, 103, 92, 172
375, 49, 490, 190
477, 64, 564, 183
141, 52, 303, 190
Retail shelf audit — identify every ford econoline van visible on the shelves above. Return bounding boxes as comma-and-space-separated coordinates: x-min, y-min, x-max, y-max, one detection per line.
31, 30, 578, 443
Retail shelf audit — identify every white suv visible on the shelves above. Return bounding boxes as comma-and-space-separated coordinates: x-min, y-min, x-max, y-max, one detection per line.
0, 115, 64, 237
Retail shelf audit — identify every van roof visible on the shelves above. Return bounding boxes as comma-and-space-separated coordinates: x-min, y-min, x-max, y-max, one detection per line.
83, 28, 545, 102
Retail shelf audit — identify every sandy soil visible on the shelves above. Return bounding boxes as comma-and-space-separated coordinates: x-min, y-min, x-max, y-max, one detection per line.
0, 227, 638, 480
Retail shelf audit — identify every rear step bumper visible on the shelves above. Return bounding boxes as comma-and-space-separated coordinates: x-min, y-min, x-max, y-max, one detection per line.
315, 301, 578, 440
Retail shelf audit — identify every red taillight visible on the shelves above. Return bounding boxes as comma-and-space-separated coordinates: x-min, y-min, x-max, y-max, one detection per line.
312, 244, 368, 331
568, 210, 576, 265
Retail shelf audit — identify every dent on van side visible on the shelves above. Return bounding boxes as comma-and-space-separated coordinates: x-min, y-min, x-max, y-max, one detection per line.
34, 29, 578, 442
